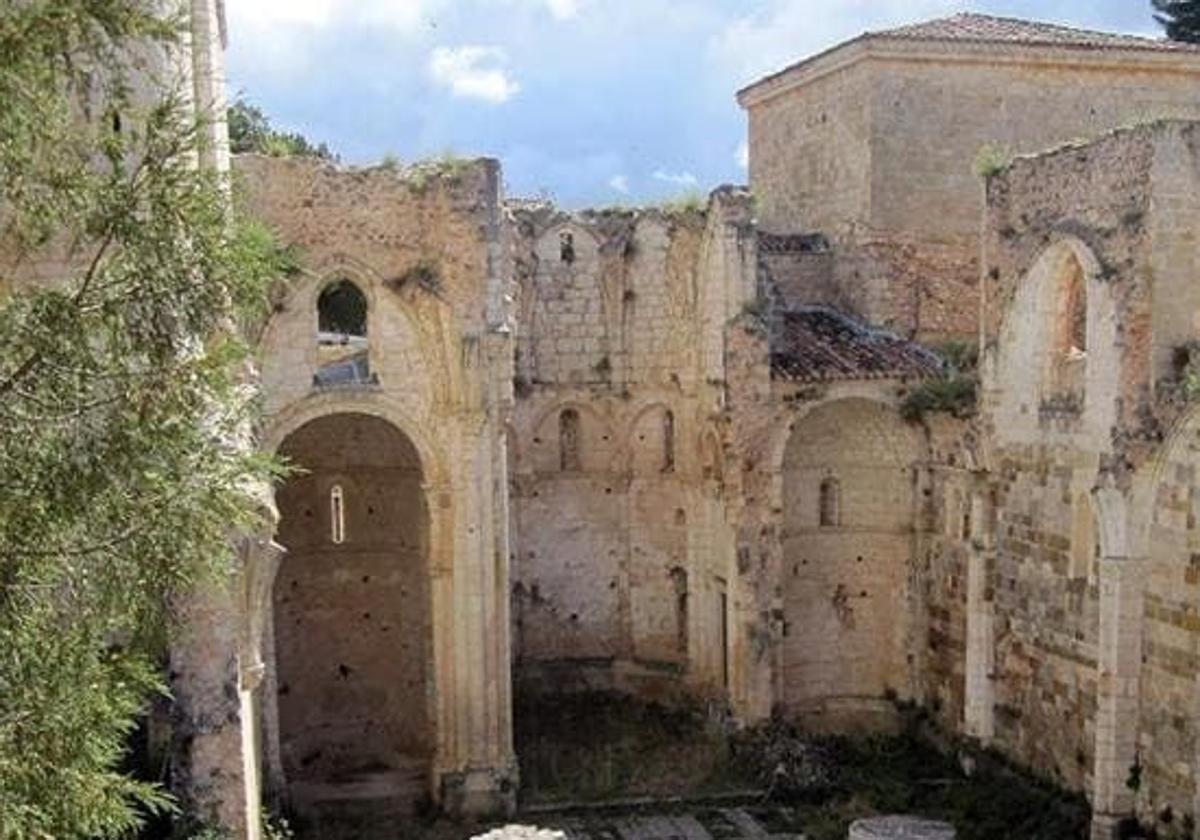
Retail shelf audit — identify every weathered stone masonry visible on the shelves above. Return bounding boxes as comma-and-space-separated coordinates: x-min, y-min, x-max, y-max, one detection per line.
76, 7, 1200, 840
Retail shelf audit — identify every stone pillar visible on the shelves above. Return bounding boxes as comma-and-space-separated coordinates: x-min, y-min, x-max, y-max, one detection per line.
435, 333, 518, 817
188, 0, 229, 174
1089, 555, 1144, 839
437, 430, 518, 814
170, 530, 283, 839
963, 487, 995, 742
169, 581, 250, 836
1090, 485, 1142, 839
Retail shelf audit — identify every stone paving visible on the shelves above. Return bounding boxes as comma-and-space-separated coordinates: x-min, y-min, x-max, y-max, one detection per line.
467, 806, 808, 839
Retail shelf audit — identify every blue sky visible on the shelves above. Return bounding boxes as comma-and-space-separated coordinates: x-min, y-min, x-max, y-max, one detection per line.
225, 1, 1166, 208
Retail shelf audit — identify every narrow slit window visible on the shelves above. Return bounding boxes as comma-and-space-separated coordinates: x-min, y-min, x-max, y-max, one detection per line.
330, 484, 346, 544
819, 476, 841, 528
663, 410, 676, 472
560, 409, 581, 472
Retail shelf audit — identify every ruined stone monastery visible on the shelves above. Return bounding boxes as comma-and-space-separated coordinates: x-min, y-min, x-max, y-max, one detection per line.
90, 4, 1200, 839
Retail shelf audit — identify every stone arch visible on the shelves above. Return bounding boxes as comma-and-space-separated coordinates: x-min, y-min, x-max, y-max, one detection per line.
257, 395, 452, 814
268, 412, 436, 824
778, 397, 921, 725
992, 236, 1117, 441
527, 400, 613, 474
626, 402, 678, 475
536, 220, 604, 260
699, 426, 724, 487
264, 392, 450, 489
315, 278, 372, 386
259, 261, 446, 415
1119, 406, 1200, 825
303, 254, 385, 313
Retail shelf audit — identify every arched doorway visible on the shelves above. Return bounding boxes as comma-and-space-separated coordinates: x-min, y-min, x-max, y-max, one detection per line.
271, 412, 433, 829
780, 399, 920, 728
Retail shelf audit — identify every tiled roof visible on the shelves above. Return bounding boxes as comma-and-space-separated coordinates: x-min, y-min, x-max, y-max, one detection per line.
770, 307, 943, 383
875, 13, 1199, 52
739, 13, 1200, 101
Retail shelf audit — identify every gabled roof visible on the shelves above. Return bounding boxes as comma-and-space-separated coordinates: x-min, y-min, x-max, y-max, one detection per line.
770, 307, 943, 383
878, 13, 1197, 52
739, 12, 1200, 105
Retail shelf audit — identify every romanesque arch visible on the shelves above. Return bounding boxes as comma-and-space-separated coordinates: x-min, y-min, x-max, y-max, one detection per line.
779, 398, 920, 725
269, 412, 434, 827
1125, 407, 1200, 824
991, 236, 1116, 441
628, 402, 677, 475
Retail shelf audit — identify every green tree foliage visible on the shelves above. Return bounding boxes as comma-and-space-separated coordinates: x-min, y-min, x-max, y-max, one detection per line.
1153, 0, 1200, 42
0, 2, 287, 837
227, 98, 335, 160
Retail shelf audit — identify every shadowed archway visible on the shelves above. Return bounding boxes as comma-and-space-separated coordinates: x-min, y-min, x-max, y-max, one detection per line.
271, 412, 433, 832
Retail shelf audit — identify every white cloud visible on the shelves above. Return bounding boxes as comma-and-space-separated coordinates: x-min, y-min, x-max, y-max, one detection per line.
710, 0, 964, 87
608, 174, 630, 194
226, 0, 438, 79
653, 169, 699, 187
429, 46, 521, 104
735, 140, 749, 170
545, 0, 586, 20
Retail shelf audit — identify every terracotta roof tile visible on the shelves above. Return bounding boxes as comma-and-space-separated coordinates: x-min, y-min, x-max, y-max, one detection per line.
740, 12, 1200, 102
770, 307, 943, 383
875, 12, 1199, 52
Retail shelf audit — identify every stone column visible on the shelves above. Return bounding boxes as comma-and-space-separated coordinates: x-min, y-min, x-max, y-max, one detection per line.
1090, 486, 1143, 840
963, 486, 995, 742
1089, 556, 1144, 839
435, 333, 518, 817
169, 581, 250, 836
170, 530, 283, 840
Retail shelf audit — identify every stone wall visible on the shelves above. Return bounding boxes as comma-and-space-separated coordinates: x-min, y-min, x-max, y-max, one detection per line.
975, 120, 1200, 834
742, 42, 1200, 342
507, 195, 751, 707
779, 398, 921, 727
237, 154, 519, 817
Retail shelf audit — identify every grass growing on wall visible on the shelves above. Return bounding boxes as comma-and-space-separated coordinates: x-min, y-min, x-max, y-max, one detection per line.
901, 340, 980, 422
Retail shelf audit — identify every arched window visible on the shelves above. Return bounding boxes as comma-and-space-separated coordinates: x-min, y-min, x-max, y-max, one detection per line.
819, 476, 841, 528
1062, 262, 1087, 356
662, 410, 676, 473
559, 409, 581, 472
701, 432, 723, 485
318, 280, 368, 339
316, 280, 371, 386
330, 484, 346, 545
1049, 254, 1087, 397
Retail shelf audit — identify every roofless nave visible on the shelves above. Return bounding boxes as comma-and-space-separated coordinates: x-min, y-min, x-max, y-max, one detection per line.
116, 6, 1200, 839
